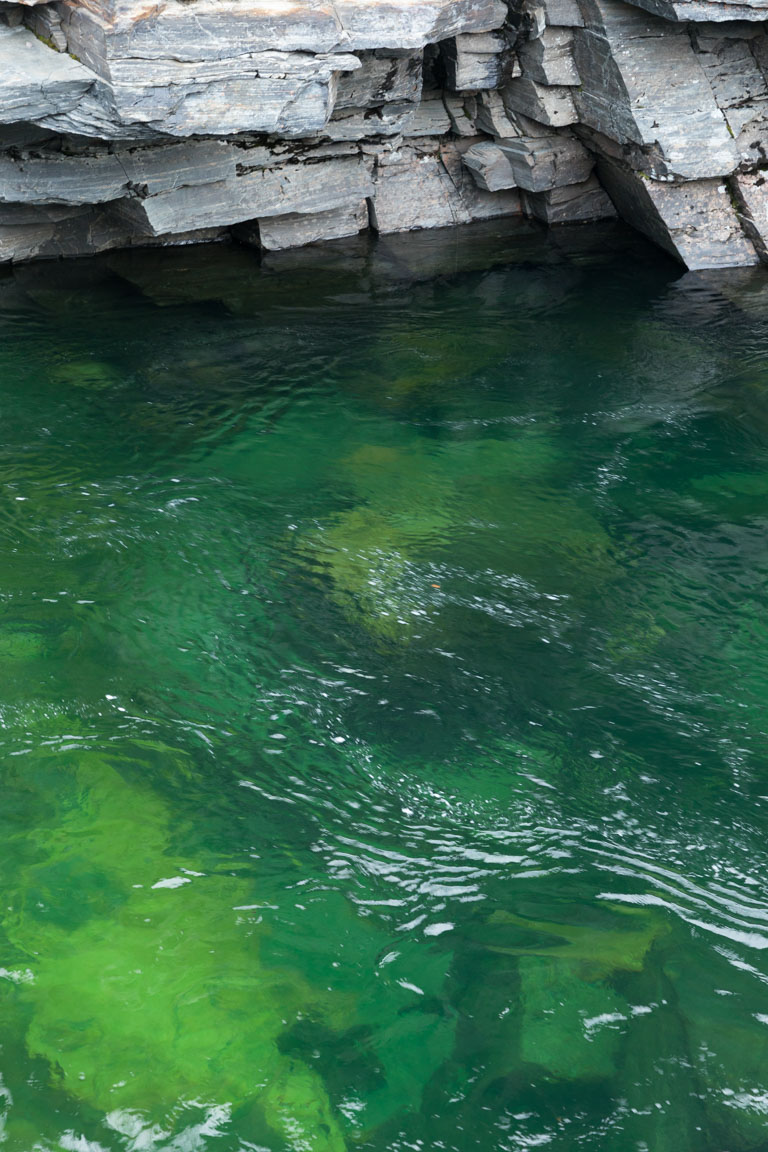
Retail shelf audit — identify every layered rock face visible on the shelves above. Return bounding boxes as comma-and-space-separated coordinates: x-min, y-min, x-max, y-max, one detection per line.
2, 0, 768, 268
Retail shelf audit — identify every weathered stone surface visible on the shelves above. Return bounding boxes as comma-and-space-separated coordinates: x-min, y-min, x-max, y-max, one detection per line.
0, 25, 95, 125
619, 0, 768, 21
0, 141, 236, 206
234, 201, 369, 249
402, 92, 453, 135
503, 77, 578, 126
370, 141, 520, 231
499, 134, 594, 191
690, 25, 768, 159
462, 141, 518, 189
598, 161, 759, 268
517, 27, 580, 85
522, 173, 616, 221
319, 104, 414, 139
443, 93, 479, 136
442, 31, 508, 90
573, 0, 739, 179
335, 50, 423, 109
731, 170, 768, 258
473, 90, 521, 137
119, 154, 375, 236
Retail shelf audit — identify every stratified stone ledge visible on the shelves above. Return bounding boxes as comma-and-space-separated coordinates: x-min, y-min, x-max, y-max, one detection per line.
1, 0, 768, 268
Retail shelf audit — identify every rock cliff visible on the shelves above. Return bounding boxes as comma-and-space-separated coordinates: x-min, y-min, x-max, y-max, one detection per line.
2, 0, 768, 268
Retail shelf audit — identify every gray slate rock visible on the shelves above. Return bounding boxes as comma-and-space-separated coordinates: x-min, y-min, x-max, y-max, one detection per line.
617, 0, 768, 21
237, 201, 370, 250
503, 77, 578, 126
119, 154, 376, 236
522, 173, 616, 221
0, 141, 236, 206
499, 134, 594, 190
517, 28, 580, 85
598, 160, 759, 268
442, 31, 509, 90
0, 25, 95, 125
369, 140, 520, 231
573, 0, 739, 179
462, 140, 518, 189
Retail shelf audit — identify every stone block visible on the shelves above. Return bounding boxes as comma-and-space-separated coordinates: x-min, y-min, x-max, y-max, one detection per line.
237, 201, 369, 250
503, 77, 578, 127
462, 141, 518, 190
442, 31, 508, 90
598, 160, 759, 268
333, 0, 509, 49
474, 90, 521, 137
0, 141, 236, 206
573, 0, 738, 179
617, 0, 768, 20
401, 92, 453, 136
517, 27, 580, 85
499, 134, 594, 191
335, 51, 423, 109
443, 93, 479, 136
522, 173, 616, 222
119, 155, 375, 236
0, 25, 95, 126
691, 25, 768, 108
369, 143, 520, 232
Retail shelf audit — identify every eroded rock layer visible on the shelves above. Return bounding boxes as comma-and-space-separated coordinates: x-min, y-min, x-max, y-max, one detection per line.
2, 0, 768, 267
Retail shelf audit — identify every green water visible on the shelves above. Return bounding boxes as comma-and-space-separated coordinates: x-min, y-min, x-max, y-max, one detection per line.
1, 220, 768, 1151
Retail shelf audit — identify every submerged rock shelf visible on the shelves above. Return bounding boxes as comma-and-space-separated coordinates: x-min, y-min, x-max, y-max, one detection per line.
3, 0, 768, 268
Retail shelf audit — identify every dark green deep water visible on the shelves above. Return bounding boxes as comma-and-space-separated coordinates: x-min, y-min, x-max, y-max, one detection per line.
1, 220, 768, 1151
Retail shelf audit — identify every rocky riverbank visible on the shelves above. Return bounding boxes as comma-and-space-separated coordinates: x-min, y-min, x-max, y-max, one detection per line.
3, 0, 768, 268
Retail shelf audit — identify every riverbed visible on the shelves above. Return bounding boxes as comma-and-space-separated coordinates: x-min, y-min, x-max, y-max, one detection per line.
0, 221, 767, 1151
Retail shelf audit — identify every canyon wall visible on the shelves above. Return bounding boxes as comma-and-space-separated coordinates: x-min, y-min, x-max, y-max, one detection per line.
2, 0, 768, 268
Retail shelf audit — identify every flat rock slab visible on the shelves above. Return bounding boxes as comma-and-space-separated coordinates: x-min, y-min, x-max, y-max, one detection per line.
62, 0, 509, 62
598, 160, 759, 268
0, 25, 95, 125
370, 141, 521, 232
732, 170, 768, 258
619, 0, 768, 19
503, 76, 578, 126
0, 141, 236, 206
522, 173, 616, 221
573, 0, 739, 179
237, 201, 370, 249
462, 140, 518, 190
499, 134, 594, 191
517, 27, 579, 85
119, 154, 376, 235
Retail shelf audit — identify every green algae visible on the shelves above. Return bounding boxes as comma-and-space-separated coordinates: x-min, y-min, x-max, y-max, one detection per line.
0, 234, 767, 1151
484, 907, 665, 977
1, 752, 349, 1150
517, 956, 626, 1082
293, 426, 620, 640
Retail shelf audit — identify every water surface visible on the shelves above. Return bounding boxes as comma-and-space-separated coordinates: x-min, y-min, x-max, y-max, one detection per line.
0, 221, 767, 1151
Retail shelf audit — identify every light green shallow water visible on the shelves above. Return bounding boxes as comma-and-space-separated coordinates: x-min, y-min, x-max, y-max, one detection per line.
0, 221, 768, 1151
